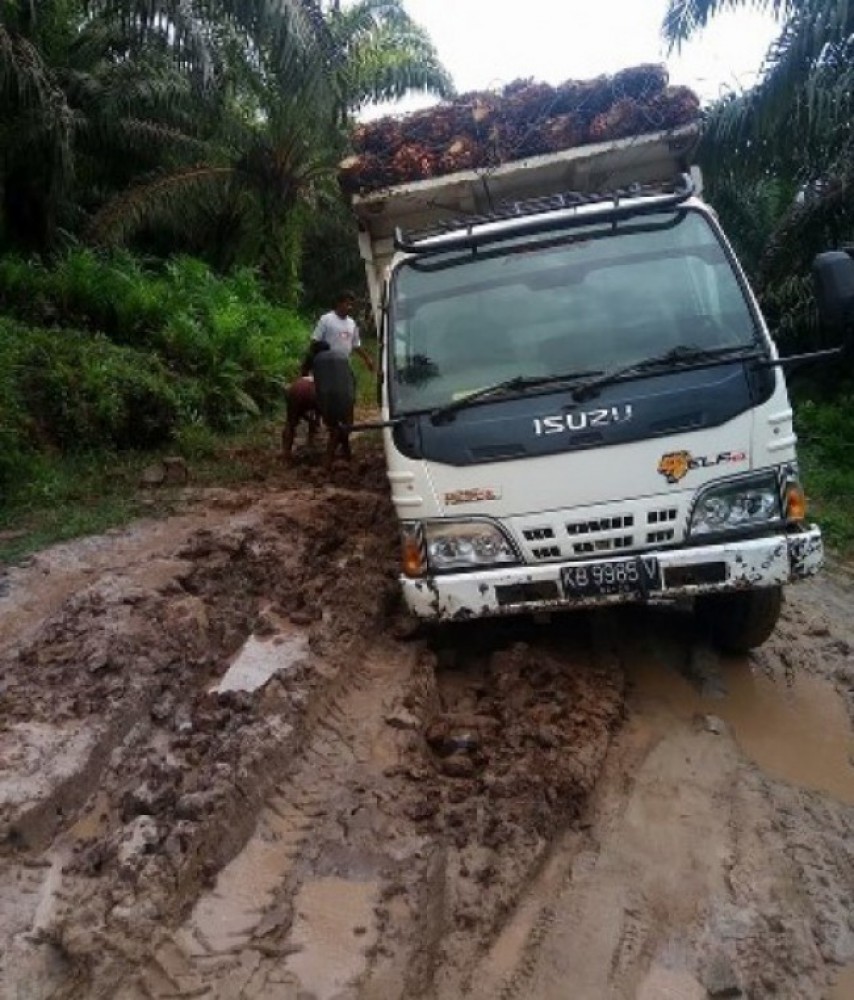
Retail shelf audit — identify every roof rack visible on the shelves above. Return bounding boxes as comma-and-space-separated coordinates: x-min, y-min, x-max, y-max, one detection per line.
393, 172, 694, 256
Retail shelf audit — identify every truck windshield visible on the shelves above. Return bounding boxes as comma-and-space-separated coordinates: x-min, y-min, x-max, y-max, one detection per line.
389, 209, 761, 415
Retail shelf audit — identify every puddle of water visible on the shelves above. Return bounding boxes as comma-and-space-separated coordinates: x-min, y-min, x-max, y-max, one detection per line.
632, 656, 854, 806
287, 876, 378, 1000
830, 964, 854, 1000
211, 630, 308, 695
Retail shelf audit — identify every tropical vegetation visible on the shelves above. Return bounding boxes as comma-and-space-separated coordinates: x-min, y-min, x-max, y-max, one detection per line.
664, 0, 854, 348
1, 0, 852, 551
664, 0, 854, 550
0, 0, 451, 516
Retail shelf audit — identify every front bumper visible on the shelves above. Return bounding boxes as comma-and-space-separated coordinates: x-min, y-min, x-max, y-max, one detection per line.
401, 527, 824, 620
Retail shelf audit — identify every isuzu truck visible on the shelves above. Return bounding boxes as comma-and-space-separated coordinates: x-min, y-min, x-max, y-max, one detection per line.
349, 126, 827, 651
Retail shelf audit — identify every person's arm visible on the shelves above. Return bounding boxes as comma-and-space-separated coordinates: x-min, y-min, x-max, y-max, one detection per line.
350, 321, 374, 372
311, 316, 326, 343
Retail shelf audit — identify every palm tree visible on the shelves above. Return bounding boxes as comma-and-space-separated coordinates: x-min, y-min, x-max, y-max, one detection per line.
1, 1, 77, 248
324, 0, 452, 111
663, 0, 853, 169
662, 0, 854, 344
89, 0, 452, 302
0, 0, 218, 250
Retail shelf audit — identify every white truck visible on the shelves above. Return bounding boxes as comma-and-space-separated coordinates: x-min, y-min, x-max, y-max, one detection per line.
349, 127, 826, 651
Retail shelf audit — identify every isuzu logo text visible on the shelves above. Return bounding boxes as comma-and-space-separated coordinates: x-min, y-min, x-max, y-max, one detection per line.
533, 405, 634, 437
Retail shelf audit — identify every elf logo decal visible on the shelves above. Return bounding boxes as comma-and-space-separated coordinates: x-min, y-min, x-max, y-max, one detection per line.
658, 449, 748, 484
533, 405, 633, 437
444, 487, 502, 506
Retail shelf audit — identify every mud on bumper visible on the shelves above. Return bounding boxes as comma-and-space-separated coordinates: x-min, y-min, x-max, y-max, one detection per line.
401, 527, 824, 620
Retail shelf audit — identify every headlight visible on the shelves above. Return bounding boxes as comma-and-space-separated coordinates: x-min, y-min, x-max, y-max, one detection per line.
414, 520, 518, 573
689, 473, 782, 537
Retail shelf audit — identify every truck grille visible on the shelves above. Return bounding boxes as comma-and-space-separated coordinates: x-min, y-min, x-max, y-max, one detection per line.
510, 497, 688, 564
566, 515, 634, 535
532, 545, 562, 560
571, 535, 633, 555
523, 527, 555, 541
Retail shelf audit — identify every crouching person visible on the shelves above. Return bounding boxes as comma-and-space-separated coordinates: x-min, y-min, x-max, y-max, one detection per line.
282, 342, 328, 463
312, 348, 356, 470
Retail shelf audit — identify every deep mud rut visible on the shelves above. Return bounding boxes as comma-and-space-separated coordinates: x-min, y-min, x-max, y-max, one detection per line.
2, 442, 854, 1000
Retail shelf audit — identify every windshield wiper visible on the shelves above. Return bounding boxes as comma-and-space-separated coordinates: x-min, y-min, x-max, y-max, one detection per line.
570, 344, 765, 401
429, 369, 602, 424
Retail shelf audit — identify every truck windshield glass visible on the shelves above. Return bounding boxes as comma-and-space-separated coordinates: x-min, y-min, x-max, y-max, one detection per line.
389, 209, 760, 414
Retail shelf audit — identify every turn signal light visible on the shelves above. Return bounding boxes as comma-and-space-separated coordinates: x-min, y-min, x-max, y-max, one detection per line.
786, 483, 807, 522
401, 535, 424, 578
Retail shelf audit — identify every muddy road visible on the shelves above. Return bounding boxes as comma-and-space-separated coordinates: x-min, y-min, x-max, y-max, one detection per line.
2, 445, 854, 999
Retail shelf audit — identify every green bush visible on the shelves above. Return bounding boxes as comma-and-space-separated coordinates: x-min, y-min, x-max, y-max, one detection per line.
796, 396, 854, 468
0, 319, 179, 457
795, 396, 854, 553
0, 251, 311, 500
0, 250, 309, 412
172, 422, 220, 460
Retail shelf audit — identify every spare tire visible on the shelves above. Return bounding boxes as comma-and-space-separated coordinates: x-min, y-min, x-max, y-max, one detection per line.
313, 352, 355, 426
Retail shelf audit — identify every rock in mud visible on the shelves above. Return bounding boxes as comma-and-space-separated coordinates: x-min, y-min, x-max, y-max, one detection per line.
702, 714, 728, 736
425, 713, 500, 755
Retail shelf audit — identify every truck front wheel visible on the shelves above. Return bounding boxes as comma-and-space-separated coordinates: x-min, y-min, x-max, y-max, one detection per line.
695, 586, 783, 654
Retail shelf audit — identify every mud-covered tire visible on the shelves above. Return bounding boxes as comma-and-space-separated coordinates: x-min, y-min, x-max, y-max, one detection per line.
695, 586, 783, 653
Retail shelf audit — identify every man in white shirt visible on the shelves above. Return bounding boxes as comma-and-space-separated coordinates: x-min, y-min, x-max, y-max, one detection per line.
311, 292, 375, 374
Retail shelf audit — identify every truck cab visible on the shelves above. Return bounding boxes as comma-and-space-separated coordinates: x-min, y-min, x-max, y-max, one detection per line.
353, 132, 823, 651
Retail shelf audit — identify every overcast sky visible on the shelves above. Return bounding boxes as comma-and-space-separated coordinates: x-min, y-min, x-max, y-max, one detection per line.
363, 1, 779, 117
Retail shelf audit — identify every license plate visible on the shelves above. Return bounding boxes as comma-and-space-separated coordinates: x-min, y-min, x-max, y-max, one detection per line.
561, 556, 661, 598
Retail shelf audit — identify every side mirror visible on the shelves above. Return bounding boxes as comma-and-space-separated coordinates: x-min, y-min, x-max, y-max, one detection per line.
813, 251, 854, 341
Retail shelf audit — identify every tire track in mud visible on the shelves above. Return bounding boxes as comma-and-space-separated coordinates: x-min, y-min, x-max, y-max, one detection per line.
121, 620, 627, 1000
6, 444, 853, 999
118, 642, 428, 999
1, 453, 627, 1000
0, 461, 403, 999
421, 612, 625, 1000
449, 595, 854, 1000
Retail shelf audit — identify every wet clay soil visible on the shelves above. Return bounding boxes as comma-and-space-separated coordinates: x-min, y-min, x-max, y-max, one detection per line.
2, 441, 854, 999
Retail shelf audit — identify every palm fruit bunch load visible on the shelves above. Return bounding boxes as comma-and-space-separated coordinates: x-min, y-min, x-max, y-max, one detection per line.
339, 64, 699, 196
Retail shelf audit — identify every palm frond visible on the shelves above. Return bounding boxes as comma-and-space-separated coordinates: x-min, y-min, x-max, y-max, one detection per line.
328, 0, 414, 46
326, 0, 452, 109
342, 23, 453, 108
760, 174, 854, 287
662, 0, 788, 49
90, 163, 234, 242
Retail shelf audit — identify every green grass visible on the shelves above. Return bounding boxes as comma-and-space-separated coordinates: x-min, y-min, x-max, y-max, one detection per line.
0, 420, 284, 566
800, 446, 854, 558
0, 347, 379, 567
0, 452, 158, 564
353, 341, 380, 410
796, 396, 854, 559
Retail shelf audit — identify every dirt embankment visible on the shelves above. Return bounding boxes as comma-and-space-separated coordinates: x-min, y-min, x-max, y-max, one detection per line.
2, 444, 854, 999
